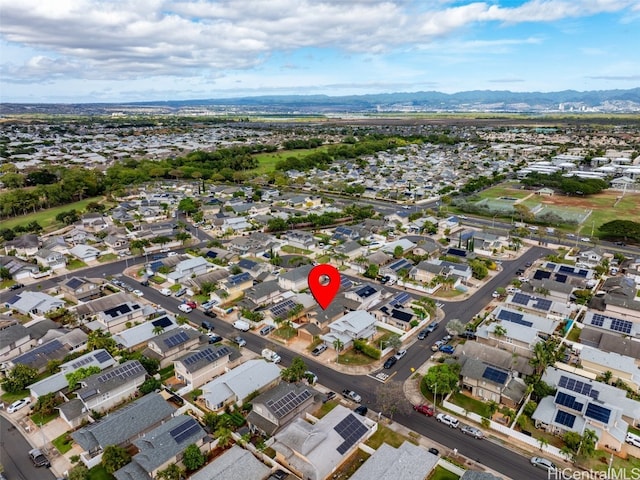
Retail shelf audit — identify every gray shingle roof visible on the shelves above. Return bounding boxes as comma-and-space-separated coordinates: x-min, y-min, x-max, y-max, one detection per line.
189, 445, 271, 480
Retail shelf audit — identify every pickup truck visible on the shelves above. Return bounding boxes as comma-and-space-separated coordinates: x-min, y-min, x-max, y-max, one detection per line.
262, 348, 281, 363
342, 389, 362, 403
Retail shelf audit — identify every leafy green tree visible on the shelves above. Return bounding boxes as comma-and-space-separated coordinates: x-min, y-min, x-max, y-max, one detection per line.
101, 445, 131, 474
87, 330, 118, 354
423, 363, 460, 404
67, 464, 89, 480
32, 392, 61, 417
375, 382, 413, 420
2, 364, 38, 393
580, 429, 598, 457
393, 245, 404, 258
280, 357, 307, 383
139, 355, 160, 375
139, 377, 161, 395
182, 444, 205, 471
157, 464, 183, 480
600, 219, 640, 242
66, 366, 101, 390
215, 426, 233, 448
364, 263, 379, 279
0, 266, 12, 280
178, 198, 200, 216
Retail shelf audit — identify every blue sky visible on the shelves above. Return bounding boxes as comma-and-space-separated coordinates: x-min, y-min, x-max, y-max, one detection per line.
1, 0, 639, 103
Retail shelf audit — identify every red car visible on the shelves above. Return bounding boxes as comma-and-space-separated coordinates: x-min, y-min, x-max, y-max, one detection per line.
185, 300, 197, 309
413, 404, 434, 416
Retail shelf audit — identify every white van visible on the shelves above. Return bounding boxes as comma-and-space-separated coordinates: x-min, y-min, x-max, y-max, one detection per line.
626, 432, 640, 448
233, 320, 250, 332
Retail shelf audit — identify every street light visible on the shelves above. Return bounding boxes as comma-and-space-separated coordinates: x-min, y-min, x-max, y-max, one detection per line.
431, 383, 438, 412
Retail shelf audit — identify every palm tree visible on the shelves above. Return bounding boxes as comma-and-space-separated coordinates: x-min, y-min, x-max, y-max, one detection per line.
493, 324, 507, 347
215, 426, 233, 449
537, 437, 549, 452
333, 338, 344, 363
152, 325, 165, 336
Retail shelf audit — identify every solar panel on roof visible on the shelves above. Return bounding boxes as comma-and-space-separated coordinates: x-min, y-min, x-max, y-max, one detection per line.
94, 350, 112, 364
104, 304, 132, 318
611, 319, 632, 334
554, 274, 568, 283
555, 410, 576, 428
267, 389, 312, 418
169, 417, 200, 444
482, 366, 508, 384
66, 277, 84, 289
497, 310, 533, 327
590, 314, 605, 327
555, 392, 584, 412
512, 292, 531, 306
585, 403, 611, 424
559, 376, 592, 397
152, 316, 173, 328
14, 339, 64, 365
164, 330, 189, 348
392, 292, 411, 306
334, 414, 368, 455
6, 294, 20, 305
533, 299, 552, 311
355, 286, 376, 298
533, 270, 551, 280
97, 361, 145, 383
340, 275, 353, 290
72, 356, 94, 369
270, 298, 297, 317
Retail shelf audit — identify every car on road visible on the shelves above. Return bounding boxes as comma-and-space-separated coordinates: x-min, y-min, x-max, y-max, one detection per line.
417, 329, 429, 340
580, 237, 591, 242
139, 279, 150, 287
383, 356, 397, 369
311, 344, 328, 356
492, 291, 500, 298
566, 233, 576, 239
530, 456, 557, 472
28, 448, 50, 468
233, 336, 247, 347
459, 330, 477, 340
177, 304, 192, 313
160, 288, 172, 296
323, 391, 336, 403
413, 404, 434, 416
185, 300, 197, 309
132, 289, 144, 297
461, 425, 484, 438
342, 389, 362, 403
354, 405, 368, 416
259, 325, 276, 336
431, 340, 445, 352
426, 322, 439, 333
439, 345, 455, 354
204, 310, 218, 318
394, 349, 407, 360
207, 334, 223, 344
436, 413, 459, 428
7, 397, 31, 413
9, 283, 25, 290
428, 447, 440, 456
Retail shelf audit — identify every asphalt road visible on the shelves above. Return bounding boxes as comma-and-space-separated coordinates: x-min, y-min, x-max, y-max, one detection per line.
0, 416, 56, 480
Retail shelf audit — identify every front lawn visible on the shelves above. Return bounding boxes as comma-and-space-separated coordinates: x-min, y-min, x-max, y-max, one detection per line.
429, 465, 460, 480
1, 389, 30, 403
31, 411, 59, 425
313, 400, 339, 419
52, 432, 74, 454
365, 424, 411, 449
67, 259, 87, 270
449, 391, 491, 418
98, 253, 117, 262
88, 464, 115, 480
274, 325, 297, 340
337, 349, 376, 366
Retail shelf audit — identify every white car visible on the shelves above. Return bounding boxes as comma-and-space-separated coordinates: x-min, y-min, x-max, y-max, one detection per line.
7, 397, 31, 413
581, 237, 591, 242
132, 289, 144, 297
178, 304, 192, 313
436, 413, 459, 428
167, 252, 178, 257
160, 288, 172, 296
394, 349, 407, 361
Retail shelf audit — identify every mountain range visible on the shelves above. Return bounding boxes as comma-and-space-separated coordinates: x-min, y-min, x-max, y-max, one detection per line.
2, 87, 640, 115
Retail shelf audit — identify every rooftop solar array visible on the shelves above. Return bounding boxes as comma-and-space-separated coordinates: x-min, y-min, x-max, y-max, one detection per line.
590, 313, 633, 334
14, 339, 64, 365
169, 417, 201, 444
611, 318, 633, 334
267, 389, 312, 418
228, 272, 251, 286
183, 346, 232, 367
163, 330, 190, 349
511, 293, 531, 306
511, 292, 552, 311
96, 361, 145, 384
391, 309, 413, 322
340, 275, 353, 290
66, 277, 84, 289
558, 375, 599, 400
334, 414, 368, 455
71, 356, 94, 369
152, 316, 173, 328
555, 392, 584, 412
497, 310, 533, 327
482, 366, 508, 385
533, 270, 551, 280
558, 265, 588, 278
392, 292, 411, 307
6, 294, 20, 305
355, 285, 377, 298
103, 303, 132, 318
388, 258, 413, 271
94, 350, 112, 364
238, 258, 258, 270
335, 227, 354, 235
533, 298, 552, 311
270, 298, 297, 318
447, 248, 467, 257
555, 410, 576, 428
584, 403, 611, 424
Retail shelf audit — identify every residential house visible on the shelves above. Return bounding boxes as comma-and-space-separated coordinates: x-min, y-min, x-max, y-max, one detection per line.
113, 315, 179, 351
278, 264, 314, 292
94, 300, 146, 333
344, 284, 382, 310
69, 244, 102, 263
34, 248, 67, 270
349, 442, 438, 480
272, 404, 375, 480
475, 318, 542, 358
223, 271, 254, 299
104, 234, 130, 254
0, 255, 40, 280
335, 240, 366, 260
579, 328, 640, 360
244, 280, 283, 306
145, 327, 202, 368
73, 360, 147, 413
4, 234, 40, 257
375, 304, 416, 331
4, 291, 65, 316
411, 238, 441, 258
174, 345, 233, 389
456, 341, 534, 377
331, 226, 360, 243
80, 213, 109, 232
283, 230, 316, 250
0, 319, 33, 365
200, 359, 281, 411
7, 328, 88, 373
460, 358, 526, 408
188, 445, 271, 480
228, 232, 280, 257
60, 277, 103, 303
71, 392, 176, 464
321, 310, 377, 350
114, 414, 209, 480
579, 345, 640, 390
532, 367, 640, 451
167, 256, 210, 283
578, 248, 604, 266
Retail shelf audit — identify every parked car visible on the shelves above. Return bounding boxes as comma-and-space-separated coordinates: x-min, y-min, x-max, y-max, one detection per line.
207, 334, 223, 344
323, 391, 336, 403
459, 330, 477, 340
354, 405, 368, 416
394, 349, 407, 360
530, 456, 557, 472
383, 356, 397, 369
260, 325, 276, 336
160, 288, 172, 296
431, 340, 445, 352
428, 447, 440, 456
204, 310, 218, 318
436, 413, 459, 428
439, 345, 455, 354
311, 344, 328, 356
132, 289, 144, 297
413, 404, 434, 416
9, 283, 25, 290
139, 279, 149, 287
417, 329, 429, 340
174, 287, 187, 297
28, 449, 50, 468
7, 397, 31, 413
342, 389, 362, 403
233, 336, 247, 347
426, 322, 439, 333
580, 237, 591, 242
460, 425, 484, 439
177, 304, 192, 313
185, 300, 197, 309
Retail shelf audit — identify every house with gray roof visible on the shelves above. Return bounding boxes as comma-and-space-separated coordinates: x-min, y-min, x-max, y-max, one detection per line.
278, 264, 314, 292
460, 358, 526, 408
247, 382, 319, 436
114, 414, 209, 480
349, 442, 438, 480
283, 230, 316, 250
145, 327, 201, 368
166, 256, 210, 283
60, 276, 103, 303
34, 248, 67, 270
475, 318, 542, 358
272, 404, 375, 480
0, 255, 40, 280
174, 345, 233, 390
94, 300, 146, 333
244, 279, 283, 306
321, 310, 377, 351
579, 345, 640, 390
69, 244, 102, 262
189, 444, 271, 480
3, 234, 40, 256
456, 341, 534, 376
0, 319, 33, 365
72, 393, 176, 464
344, 284, 382, 310
201, 359, 281, 411
6, 329, 88, 374
5, 291, 65, 317
73, 360, 147, 413
113, 315, 179, 351
532, 367, 640, 451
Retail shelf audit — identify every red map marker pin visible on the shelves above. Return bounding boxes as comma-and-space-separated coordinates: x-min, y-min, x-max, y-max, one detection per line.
308, 264, 340, 310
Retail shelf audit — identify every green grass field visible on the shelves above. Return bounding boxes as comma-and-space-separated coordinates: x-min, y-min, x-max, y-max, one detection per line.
251, 146, 330, 175
475, 184, 530, 200
1, 196, 109, 231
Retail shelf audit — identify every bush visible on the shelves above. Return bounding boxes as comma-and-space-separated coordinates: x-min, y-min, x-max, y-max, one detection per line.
353, 339, 381, 360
